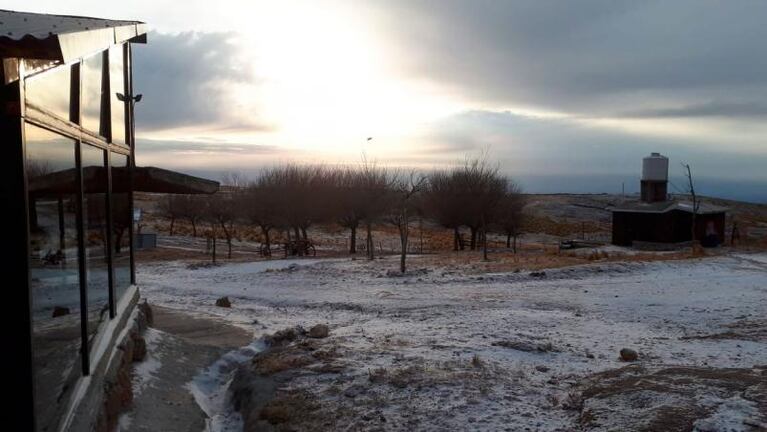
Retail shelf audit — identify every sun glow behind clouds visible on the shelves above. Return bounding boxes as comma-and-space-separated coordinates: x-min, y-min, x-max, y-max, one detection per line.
223, 2, 464, 157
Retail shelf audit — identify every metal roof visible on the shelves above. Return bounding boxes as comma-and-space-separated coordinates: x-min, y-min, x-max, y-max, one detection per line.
28, 166, 220, 195
610, 199, 727, 215
0, 9, 147, 62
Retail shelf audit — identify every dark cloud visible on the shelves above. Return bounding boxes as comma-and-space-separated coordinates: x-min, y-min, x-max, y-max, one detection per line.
132, 31, 272, 132
414, 110, 767, 191
618, 100, 767, 119
377, 1, 767, 118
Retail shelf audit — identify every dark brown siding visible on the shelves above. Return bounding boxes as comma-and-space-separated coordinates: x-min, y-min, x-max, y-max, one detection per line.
612, 210, 726, 247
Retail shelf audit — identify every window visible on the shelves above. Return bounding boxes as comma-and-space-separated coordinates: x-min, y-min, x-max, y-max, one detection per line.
25, 65, 71, 121
81, 52, 105, 135
111, 153, 133, 302
26, 124, 81, 432
81, 145, 110, 342
110, 46, 126, 145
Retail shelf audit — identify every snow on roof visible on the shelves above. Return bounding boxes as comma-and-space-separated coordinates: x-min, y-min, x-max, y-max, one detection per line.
0, 9, 147, 62
610, 199, 727, 214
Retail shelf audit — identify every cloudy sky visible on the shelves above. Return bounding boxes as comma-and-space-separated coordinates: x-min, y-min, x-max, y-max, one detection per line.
13, 1, 767, 201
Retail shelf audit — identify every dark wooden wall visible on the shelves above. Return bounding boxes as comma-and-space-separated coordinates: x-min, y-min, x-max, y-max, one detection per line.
612, 210, 726, 247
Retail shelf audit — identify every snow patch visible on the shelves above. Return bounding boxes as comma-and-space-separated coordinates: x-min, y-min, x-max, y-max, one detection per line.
694, 396, 764, 432
188, 339, 267, 432
132, 328, 165, 396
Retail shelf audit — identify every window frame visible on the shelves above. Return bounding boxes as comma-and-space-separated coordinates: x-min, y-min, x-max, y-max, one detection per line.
20, 42, 135, 378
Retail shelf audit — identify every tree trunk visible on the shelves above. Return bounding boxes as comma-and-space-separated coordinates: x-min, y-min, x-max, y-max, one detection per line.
506, 233, 511, 248
366, 222, 374, 260
301, 226, 308, 240
169, 217, 175, 236
191, 219, 197, 237
400, 210, 408, 273
481, 218, 488, 261
293, 227, 302, 256
211, 224, 217, 264
285, 228, 290, 258
262, 227, 271, 256
220, 221, 233, 259
512, 235, 518, 253
453, 227, 460, 251
470, 227, 477, 250
349, 225, 357, 254
418, 217, 423, 253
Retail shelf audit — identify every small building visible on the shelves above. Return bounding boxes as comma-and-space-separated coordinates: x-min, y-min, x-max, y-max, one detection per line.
611, 153, 726, 248
1, 9, 217, 431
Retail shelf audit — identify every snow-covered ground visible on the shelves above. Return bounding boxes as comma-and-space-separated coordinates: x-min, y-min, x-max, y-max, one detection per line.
138, 252, 767, 431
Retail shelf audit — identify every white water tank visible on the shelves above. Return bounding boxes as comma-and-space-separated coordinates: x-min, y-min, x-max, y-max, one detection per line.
642, 152, 668, 181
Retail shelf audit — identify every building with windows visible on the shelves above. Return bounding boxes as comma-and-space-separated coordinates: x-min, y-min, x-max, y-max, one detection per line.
1, 9, 217, 431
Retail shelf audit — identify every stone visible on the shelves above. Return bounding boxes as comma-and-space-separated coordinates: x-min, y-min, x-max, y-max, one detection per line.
492, 340, 554, 353
52, 306, 70, 318
535, 365, 550, 373
309, 324, 330, 339
620, 348, 638, 362
215, 296, 231, 308
264, 326, 305, 345
343, 384, 366, 398
132, 334, 147, 362
137, 300, 154, 326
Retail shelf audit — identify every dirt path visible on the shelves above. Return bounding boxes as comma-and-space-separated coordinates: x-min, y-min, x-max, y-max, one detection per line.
119, 306, 252, 432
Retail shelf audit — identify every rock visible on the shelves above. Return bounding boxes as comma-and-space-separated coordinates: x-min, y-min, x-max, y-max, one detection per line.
309, 324, 330, 339
529, 271, 547, 278
52, 306, 70, 318
492, 340, 555, 353
137, 300, 154, 326
343, 384, 366, 398
264, 326, 305, 345
215, 296, 231, 308
132, 334, 147, 362
620, 348, 638, 362
535, 365, 550, 373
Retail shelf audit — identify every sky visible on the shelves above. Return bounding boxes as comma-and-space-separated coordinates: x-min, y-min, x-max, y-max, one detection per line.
11, 1, 767, 202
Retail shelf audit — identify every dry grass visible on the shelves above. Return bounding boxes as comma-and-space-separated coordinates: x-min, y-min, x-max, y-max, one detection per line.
471, 354, 484, 368
258, 391, 320, 425
253, 348, 315, 375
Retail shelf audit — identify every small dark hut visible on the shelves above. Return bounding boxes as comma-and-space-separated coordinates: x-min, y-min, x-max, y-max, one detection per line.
611, 153, 726, 248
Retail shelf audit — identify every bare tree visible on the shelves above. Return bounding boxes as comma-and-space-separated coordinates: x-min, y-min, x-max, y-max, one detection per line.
682, 163, 700, 249
242, 175, 282, 256
204, 193, 236, 261
357, 159, 395, 260
177, 195, 205, 237
424, 170, 466, 251
494, 181, 526, 252
386, 172, 426, 273
157, 194, 184, 236
220, 171, 248, 189
332, 167, 366, 254
257, 164, 334, 256
451, 157, 506, 259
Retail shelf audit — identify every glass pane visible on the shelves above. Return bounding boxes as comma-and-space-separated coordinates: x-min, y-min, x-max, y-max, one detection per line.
25, 65, 71, 121
110, 46, 126, 145
81, 145, 110, 342
111, 153, 132, 302
81, 52, 104, 135
26, 124, 82, 432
